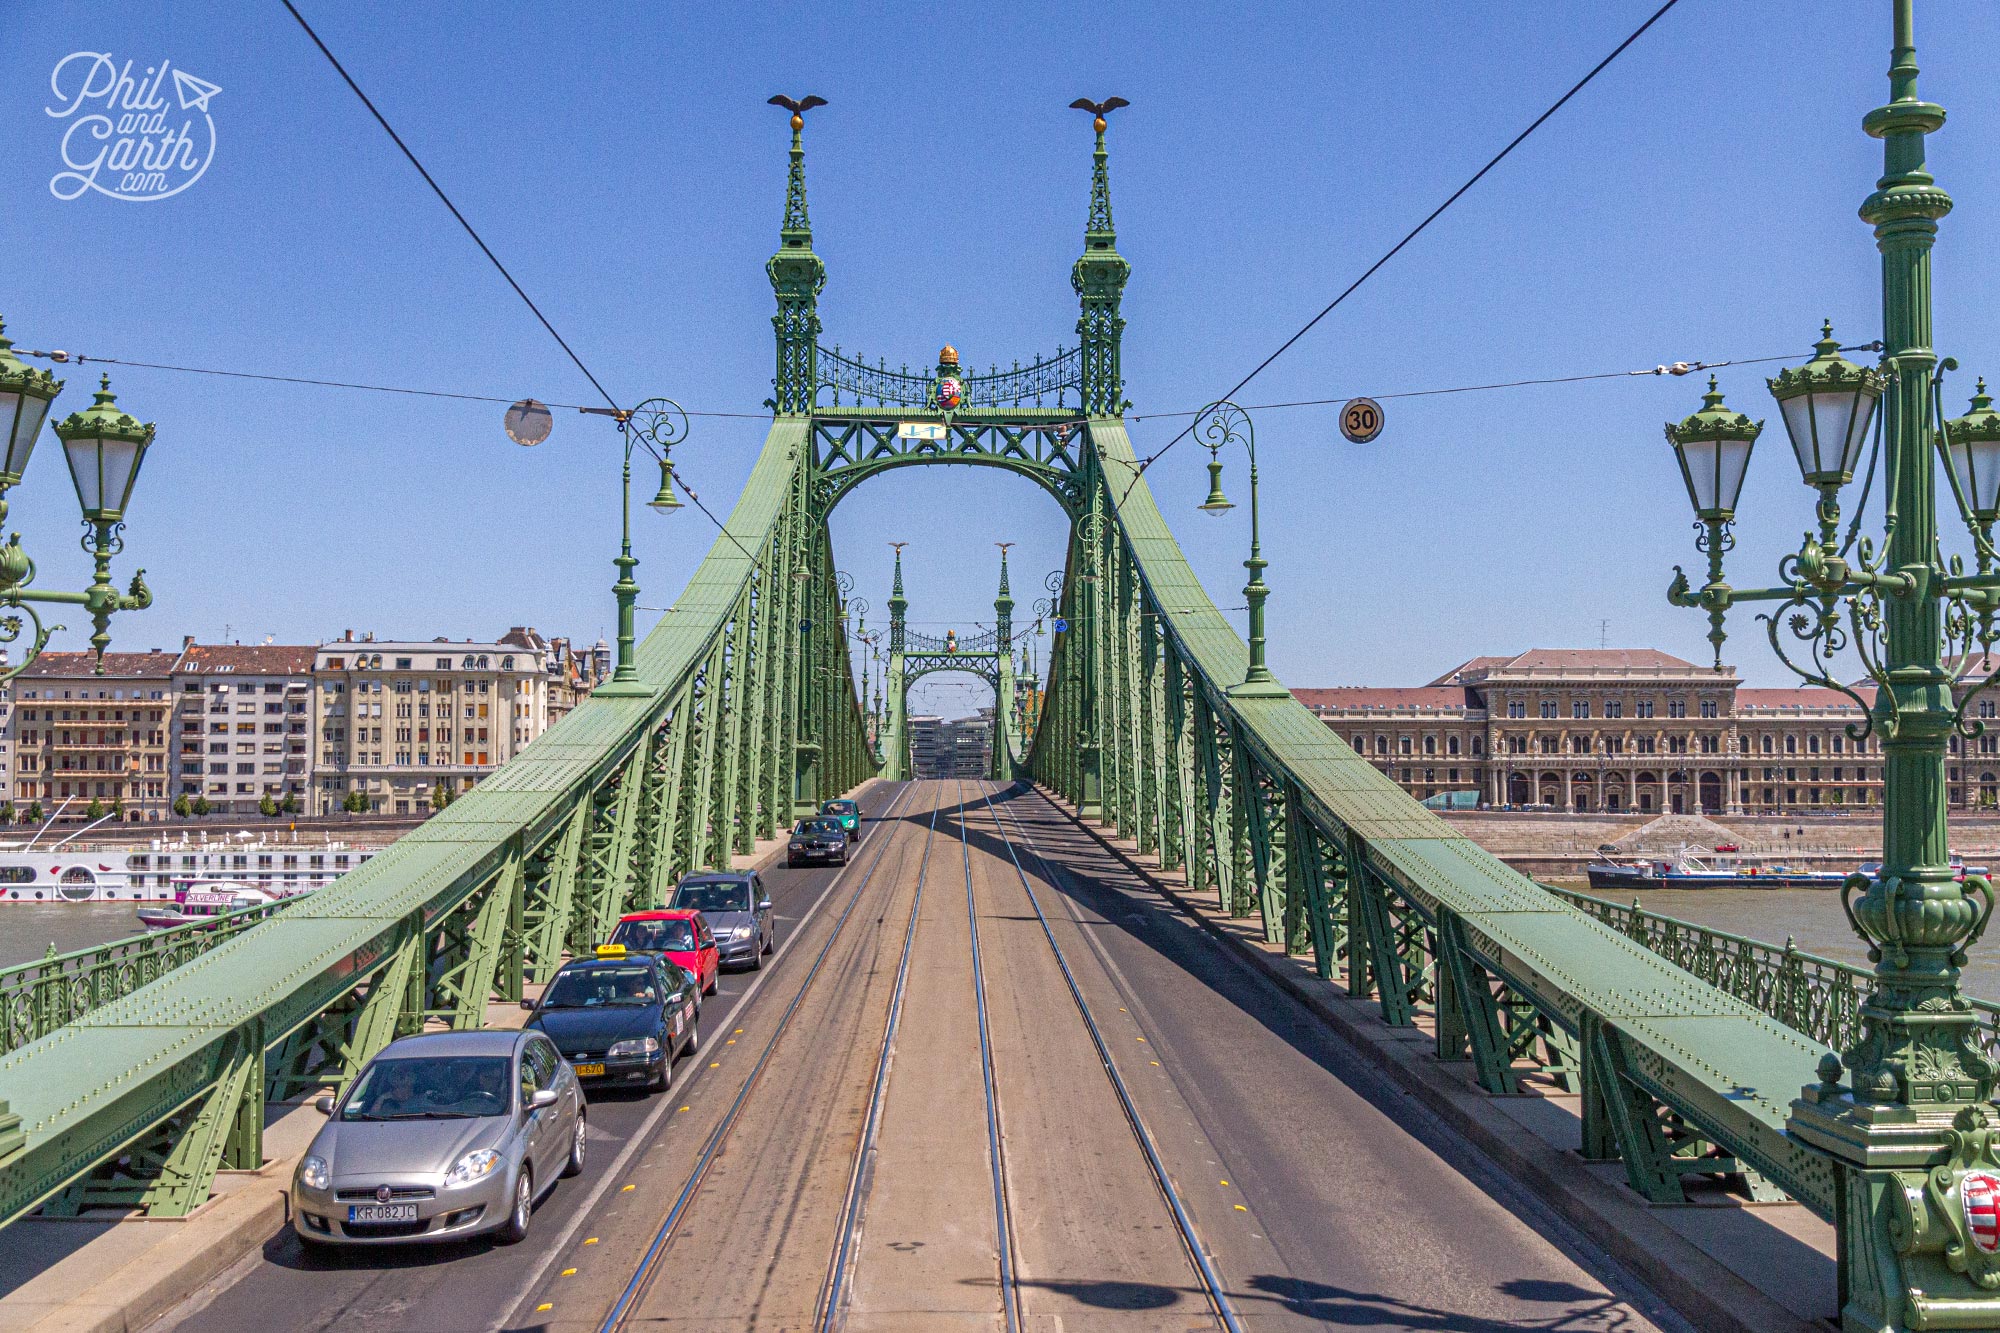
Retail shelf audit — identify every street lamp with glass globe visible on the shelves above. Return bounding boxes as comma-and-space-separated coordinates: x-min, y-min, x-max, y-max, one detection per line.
0, 319, 156, 678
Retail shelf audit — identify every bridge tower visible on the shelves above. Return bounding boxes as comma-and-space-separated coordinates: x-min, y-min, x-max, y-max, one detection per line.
993, 545, 1016, 782
882, 544, 910, 779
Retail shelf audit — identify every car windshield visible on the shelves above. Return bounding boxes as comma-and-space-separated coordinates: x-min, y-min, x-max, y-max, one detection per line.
673, 881, 751, 913
822, 802, 856, 816
542, 965, 658, 1008
341, 1055, 511, 1120
613, 918, 697, 952
795, 819, 841, 836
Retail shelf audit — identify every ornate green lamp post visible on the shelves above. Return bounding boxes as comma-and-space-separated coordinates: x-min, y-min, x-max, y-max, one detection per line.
1657, 7, 2000, 1325
1195, 399, 1285, 697
597, 397, 687, 697
0, 320, 155, 678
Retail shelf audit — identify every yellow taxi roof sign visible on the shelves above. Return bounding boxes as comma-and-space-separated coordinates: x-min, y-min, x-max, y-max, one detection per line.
594, 943, 628, 958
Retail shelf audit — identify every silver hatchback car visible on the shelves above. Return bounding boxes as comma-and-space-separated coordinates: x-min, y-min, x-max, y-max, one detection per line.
292, 1029, 585, 1246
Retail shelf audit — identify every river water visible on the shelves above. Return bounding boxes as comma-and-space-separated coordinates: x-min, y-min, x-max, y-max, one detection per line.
1549, 880, 2000, 1003
0, 903, 148, 968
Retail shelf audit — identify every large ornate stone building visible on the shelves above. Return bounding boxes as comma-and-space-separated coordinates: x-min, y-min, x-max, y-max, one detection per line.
1288, 648, 1993, 815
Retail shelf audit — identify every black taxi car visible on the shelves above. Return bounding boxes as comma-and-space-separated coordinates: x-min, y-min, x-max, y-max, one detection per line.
523, 946, 700, 1092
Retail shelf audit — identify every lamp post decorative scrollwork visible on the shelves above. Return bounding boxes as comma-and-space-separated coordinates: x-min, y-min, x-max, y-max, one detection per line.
0, 319, 156, 680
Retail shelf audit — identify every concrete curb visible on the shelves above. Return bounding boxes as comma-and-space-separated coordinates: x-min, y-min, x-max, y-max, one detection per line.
13, 1181, 284, 1333
1035, 784, 1823, 1333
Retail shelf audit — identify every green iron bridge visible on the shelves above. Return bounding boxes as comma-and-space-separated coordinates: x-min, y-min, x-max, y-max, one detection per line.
0, 93, 1975, 1331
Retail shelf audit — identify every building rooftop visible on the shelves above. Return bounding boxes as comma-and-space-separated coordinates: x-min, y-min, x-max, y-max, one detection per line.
1737, 685, 1878, 711
176, 643, 316, 675
18, 650, 181, 679
1293, 687, 1469, 713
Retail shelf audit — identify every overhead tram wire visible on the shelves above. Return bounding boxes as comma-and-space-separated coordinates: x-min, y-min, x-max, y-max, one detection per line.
6, 343, 1855, 430
278, 0, 764, 566
1119, 0, 1684, 498
279, 0, 620, 417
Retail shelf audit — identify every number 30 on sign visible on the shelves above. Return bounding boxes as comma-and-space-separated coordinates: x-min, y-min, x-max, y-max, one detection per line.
1340, 397, 1384, 444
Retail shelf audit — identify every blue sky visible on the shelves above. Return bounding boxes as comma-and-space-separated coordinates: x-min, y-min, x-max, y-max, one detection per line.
5, 2, 2000, 716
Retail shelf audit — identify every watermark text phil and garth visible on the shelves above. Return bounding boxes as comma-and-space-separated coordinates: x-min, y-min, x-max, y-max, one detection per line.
45, 52, 220, 202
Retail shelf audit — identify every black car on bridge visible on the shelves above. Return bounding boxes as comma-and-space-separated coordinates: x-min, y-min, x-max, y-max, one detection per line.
523, 947, 700, 1092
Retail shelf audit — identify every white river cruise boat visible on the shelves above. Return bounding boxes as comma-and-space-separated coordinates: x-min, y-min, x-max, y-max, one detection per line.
0, 830, 381, 903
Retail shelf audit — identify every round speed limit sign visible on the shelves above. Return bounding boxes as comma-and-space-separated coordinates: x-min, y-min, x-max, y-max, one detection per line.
1340, 397, 1384, 444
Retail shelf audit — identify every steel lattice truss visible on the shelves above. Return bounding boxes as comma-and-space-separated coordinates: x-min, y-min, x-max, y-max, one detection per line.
0, 105, 1848, 1262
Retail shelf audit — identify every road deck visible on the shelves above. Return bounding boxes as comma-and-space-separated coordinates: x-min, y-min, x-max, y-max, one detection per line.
147, 780, 1678, 1333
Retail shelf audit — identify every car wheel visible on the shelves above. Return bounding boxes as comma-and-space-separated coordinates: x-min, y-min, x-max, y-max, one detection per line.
747, 943, 762, 971
499, 1169, 533, 1244
786, 856, 799, 868
704, 971, 717, 997
684, 1015, 700, 1055
563, 1111, 587, 1177
763, 928, 775, 955
650, 1050, 672, 1092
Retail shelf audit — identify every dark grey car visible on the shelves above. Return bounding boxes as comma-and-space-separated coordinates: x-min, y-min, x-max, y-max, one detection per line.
291, 1029, 585, 1246
669, 872, 774, 969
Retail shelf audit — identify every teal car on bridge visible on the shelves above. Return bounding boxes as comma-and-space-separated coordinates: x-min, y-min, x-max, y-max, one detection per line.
820, 798, 862, 842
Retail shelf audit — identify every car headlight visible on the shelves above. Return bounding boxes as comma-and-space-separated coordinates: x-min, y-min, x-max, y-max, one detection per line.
608, 1037, 661, 1058
298, 1155, 331, 1191
730, 924, 753, 939
443, 1148, 502, 1188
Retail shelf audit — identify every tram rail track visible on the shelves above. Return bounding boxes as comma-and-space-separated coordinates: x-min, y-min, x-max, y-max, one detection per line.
594, 780, 930, 1333
975, 780, 1243, 1333
812, 786, 948, 1331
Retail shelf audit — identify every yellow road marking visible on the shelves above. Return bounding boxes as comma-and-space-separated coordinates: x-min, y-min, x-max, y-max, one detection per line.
1234, 1204, 1247, 1212
584, 1237, 599, 1245
622, 1183, 636, 1192
1220, 1180, 1229, 1186
710, 1061, 720, 1068
562, 1268, 577, 1277
536, 1303, 553, 1312
679, 1105, 690, 1112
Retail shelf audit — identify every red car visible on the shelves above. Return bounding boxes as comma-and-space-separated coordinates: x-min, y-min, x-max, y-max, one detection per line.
610, 909, 720, 997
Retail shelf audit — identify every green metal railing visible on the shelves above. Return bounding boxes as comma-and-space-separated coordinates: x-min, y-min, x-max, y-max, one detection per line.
1542, 883, 2000, 1062
0, 901, 291, 1055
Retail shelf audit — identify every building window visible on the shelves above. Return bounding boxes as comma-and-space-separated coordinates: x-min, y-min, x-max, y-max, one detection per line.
1446, 736, 1460, 756
1571, 700, 1589, 719
1507, 701, 1525, 719
1604, 700, 1622, 719
1699, 699, 1718, 719
1538, 699, 1557, 719
1667, 699, 1688, 719
1636, 700, 1655, 719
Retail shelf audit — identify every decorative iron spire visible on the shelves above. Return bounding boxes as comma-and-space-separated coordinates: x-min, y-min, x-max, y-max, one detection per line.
766, 95, 828, 415
1070, 98, 1131, 417
888, 541, 907, 653
994, 542, 1014, 647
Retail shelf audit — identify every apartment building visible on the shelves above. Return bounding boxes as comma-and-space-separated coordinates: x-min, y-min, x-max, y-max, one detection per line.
311, 632, 553, 816
11, 651, 178, 821
171, 642, 315, 815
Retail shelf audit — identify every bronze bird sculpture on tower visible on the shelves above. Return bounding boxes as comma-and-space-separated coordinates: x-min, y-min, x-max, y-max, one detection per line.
768, 94, 827, 129
1069, 96, 1129, 131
